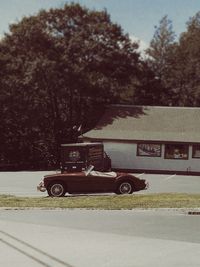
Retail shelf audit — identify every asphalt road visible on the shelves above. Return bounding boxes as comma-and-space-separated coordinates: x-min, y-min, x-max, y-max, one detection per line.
0, 172, 200, 267
0, 171, 200, 196
0, 209, 200, 267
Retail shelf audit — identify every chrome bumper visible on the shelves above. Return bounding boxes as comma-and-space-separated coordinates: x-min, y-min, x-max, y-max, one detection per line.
145, 181, 149, 190
37, 181, 46, 192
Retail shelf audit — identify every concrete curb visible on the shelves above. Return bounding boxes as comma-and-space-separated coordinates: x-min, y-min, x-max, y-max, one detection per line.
1, 207, 200, 214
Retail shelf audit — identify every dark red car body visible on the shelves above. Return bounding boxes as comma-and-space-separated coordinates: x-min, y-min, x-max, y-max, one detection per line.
37, 167, 148, 197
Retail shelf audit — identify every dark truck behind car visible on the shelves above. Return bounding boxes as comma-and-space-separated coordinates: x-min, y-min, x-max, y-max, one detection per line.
60, 143, 111, 173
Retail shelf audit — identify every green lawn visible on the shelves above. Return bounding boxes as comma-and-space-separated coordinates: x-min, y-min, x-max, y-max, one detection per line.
1, 193, 200, 209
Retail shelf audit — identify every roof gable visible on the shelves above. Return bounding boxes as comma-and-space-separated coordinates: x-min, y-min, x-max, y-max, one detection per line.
83, 105, 200, 143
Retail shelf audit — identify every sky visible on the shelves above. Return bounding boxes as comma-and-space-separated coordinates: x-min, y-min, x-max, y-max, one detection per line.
1, 0, 200, 50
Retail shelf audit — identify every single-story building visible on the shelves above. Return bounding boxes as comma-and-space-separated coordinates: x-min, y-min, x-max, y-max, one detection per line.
82, 105, 200, 175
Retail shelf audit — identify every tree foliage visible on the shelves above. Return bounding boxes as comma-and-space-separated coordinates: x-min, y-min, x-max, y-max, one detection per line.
2, 5, 200, 170
144, 13, 200, 106
147, 15, 175, 79
144, 15, 176, 105
0, 3, 140, 168
167, 12, 200, 106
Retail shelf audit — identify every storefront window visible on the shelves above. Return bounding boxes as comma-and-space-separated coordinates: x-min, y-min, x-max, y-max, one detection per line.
165, 144, 188, 159
192, 145, 200, 158
137, 143, 161, 157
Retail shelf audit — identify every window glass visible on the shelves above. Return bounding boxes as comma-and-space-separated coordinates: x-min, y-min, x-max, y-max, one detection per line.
165, 144, 188, 159
137, 143, 161, 157
192, 145, 200, 158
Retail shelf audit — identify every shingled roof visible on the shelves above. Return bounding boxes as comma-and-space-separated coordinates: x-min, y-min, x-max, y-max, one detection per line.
83, 105, 200, 143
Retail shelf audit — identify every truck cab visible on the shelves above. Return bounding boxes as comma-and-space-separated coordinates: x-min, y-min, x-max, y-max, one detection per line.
60, 143, 111, 173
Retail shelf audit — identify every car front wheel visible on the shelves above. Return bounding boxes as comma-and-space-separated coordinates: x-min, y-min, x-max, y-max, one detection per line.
47, 182, 66, 197
116, 181, 133, 194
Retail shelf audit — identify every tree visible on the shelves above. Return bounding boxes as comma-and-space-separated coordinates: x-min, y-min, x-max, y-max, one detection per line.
132, 61, 164, 105
0, 3, 141, 168
157, 11, 200, 107
144, 15, 176, 105
147, 15, 176, 80
168, 12, 200, 106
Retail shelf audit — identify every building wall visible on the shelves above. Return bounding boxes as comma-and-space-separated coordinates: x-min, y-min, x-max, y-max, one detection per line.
103, 141, 200, 173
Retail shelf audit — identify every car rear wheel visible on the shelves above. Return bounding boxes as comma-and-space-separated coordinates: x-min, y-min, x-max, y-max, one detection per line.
116, 181, 133, 194
47, 182, 66, 197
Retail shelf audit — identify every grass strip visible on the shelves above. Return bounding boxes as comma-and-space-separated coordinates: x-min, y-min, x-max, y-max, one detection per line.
1, 193, 200, 209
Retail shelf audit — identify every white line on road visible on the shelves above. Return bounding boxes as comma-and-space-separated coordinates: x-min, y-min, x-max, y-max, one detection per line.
164, 174, 176, 181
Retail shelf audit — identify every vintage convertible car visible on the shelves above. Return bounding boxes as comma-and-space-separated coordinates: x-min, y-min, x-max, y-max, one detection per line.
37, 165, 149, 197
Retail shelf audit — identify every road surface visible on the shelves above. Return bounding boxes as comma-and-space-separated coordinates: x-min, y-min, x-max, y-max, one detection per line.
0, 172, 200, 266
0, 209, 200, 267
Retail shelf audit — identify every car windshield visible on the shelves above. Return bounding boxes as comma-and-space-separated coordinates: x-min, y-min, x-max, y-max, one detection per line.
89, 171, 117, 177
84, 165, 94, 176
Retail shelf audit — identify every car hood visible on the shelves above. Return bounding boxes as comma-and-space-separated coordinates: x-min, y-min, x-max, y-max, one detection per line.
44, 172, 85, 178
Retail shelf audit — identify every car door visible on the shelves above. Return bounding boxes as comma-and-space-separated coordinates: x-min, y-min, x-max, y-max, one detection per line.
68, 175, 101, 193
86, 173, 116, 193
66, 172, 115, 193
66, 173, 91, 193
